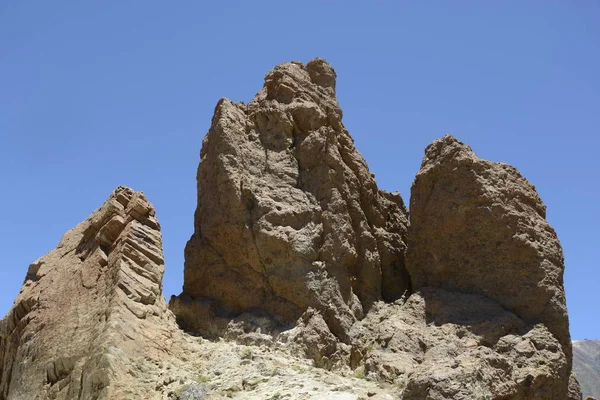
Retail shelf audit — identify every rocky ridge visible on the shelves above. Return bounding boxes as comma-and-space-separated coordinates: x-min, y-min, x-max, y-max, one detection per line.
1, 58, 580, 399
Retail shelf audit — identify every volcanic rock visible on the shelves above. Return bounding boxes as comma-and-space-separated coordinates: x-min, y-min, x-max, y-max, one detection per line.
0, 183, 409, 400
406, 135, 571, 361
0, 187, 181, 399
173, 58, 410, 340
0, 58, 580, 400
348, 287, 571, 399
569, 373, 584, 400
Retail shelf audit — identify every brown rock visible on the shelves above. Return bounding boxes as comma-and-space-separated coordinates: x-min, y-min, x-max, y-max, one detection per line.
406, 135, 571, 366
0, 187, 181, 400
174, 58, 409, 339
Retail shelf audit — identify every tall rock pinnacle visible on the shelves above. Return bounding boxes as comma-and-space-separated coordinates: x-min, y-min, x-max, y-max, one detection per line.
0, 187, 180, 399
173, 58, 410, 339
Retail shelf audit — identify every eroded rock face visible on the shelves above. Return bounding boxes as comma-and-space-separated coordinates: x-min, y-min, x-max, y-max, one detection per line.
0, 187, 181, 400
573, 340, 600, 399
174, 58, 410, 339
171, 60, 575, 399
406, 135, 571, 362
350, 289, 570, 400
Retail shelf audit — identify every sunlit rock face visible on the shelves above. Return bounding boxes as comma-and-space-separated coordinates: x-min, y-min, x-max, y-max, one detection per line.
173, 58, 410, 340
0, 187, 182, 400
0, 59, 579, 400
406, 134, 573, 397
407, 135, 571, 356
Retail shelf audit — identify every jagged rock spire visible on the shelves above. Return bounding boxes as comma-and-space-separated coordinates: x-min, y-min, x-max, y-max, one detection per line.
0, 187, 179, 399
173, 58, 410, 339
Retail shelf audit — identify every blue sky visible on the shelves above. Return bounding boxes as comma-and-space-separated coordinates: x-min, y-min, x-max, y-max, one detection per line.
1, 2, 598, 340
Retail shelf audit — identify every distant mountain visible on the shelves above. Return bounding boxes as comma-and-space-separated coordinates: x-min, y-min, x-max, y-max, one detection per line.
573, 340, 600, 399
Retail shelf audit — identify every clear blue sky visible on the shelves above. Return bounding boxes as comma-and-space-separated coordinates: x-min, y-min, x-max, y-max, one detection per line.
1, 2, 598, 340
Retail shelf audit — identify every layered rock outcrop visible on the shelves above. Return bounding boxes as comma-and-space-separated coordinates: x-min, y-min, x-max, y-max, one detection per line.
173, 58, 410, 340
0, 187, 182, 400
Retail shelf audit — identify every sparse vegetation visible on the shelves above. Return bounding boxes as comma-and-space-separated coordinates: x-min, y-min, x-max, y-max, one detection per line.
353, 366, 366, 379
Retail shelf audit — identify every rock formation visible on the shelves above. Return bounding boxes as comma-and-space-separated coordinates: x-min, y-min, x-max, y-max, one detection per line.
172, 59, 577, 399
406, 135, 571, 362
0, 187, 183, 399
172, 58, 410, 341
1, 59, 580, 399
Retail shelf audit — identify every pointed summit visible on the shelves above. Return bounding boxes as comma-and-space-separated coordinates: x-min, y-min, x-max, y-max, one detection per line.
0, 187, 180, 399
173, 58, 410, 340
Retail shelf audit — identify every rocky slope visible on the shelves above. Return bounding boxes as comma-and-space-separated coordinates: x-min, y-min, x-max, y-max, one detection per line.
0, 187, 397, 400
573, 340, 600, 399
1, 58, 580, 399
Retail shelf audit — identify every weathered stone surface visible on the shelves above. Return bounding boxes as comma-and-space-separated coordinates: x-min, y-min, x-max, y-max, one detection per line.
0, 187, 182, 400
174, 58, 409, 340
406, 135, 571, 365
346, 288, 570, 400
171, 61, 575, 399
